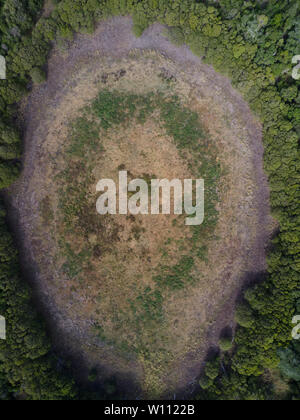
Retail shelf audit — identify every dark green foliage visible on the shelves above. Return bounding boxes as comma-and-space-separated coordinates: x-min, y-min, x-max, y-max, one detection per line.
57, 90, 219, 360
132, 20, 146, 38
88, 368, 98, 383
235, 303, 255, 328
205, 358, 220, 380
30, 67, 46, 84
91, 90, 140, 130
199, 357, 220, 391
219, 336, 233, 353
0, 122, 21, 160
199, 375, 213, 390
165, 27, 185, 46
0, 0, 46, 194
278, 335, 300, 398
278, 347, 300, 382
0, 160, 20, 188
159, 97, 205, 149
0, 199, 78, 399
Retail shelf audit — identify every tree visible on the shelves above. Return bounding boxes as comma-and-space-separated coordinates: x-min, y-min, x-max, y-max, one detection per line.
278, 347, 300, 381
30, 67, 46, 84
235, 303, 255, 328
219, 336, 233, 352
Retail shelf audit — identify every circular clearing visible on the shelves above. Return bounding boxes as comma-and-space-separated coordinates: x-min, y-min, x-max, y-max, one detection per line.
7, 18, 274, 398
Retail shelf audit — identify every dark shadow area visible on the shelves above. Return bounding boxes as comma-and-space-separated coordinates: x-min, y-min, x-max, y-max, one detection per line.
237, 270, 268, 300
220, 326, 233, 341
2, 191, 142, 400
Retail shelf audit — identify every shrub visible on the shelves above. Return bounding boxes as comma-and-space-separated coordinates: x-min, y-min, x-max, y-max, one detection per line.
0, 0, 299, 401
235, 303, 255, 328
30, 67, 46, 84
219, 336, 233, 352
166, 27, 185, 46
205, 359, 220, 380
199, 375, 213, 390
278, 348, 300, 382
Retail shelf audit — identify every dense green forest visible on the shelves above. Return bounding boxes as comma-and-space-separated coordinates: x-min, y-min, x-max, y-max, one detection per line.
0, 0, 299, 400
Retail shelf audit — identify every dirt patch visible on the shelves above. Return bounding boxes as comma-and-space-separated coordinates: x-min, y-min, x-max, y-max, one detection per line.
6, 17, 275, 398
